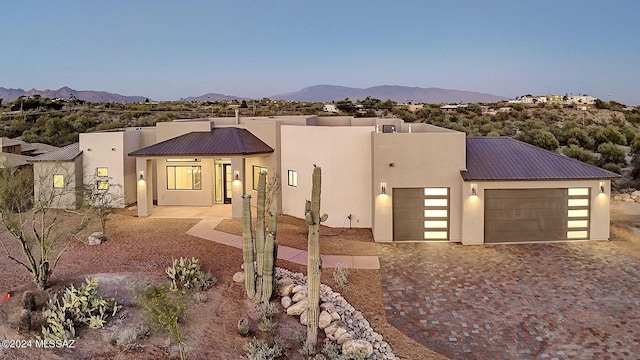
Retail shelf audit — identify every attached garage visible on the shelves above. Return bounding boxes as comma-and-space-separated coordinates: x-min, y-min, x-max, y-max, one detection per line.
484, 188, 590, 243
461, 137, 620, 244
393, 187, 450, 241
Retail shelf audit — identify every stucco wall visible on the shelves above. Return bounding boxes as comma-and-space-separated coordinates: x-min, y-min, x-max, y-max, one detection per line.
156, 120, 213, 142
280, 125, 373, 228
461, 179, 612, 244
33, 158, 82, 209
372, 130, 467, 242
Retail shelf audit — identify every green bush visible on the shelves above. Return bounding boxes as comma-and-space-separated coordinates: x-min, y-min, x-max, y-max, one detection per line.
135, 284, 186, 344
166, 257, 216, 292
243, 337, 286, 360
562, 145, 596, 165
598, 142, 626, 165
41, 277, 120, 341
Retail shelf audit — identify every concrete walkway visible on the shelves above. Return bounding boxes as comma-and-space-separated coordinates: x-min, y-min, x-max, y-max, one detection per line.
148, 205, 380, 269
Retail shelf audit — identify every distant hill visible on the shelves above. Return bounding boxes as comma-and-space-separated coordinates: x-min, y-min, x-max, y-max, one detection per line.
183, 92, 250, 101
0, 86, 146, 103
270, 85, 509, 103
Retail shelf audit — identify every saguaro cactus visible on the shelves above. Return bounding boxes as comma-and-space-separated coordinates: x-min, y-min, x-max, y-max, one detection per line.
255, 172, 267, 298
241, 171, 279, 301
242, 194, 256, 298
305, 166, 326, 352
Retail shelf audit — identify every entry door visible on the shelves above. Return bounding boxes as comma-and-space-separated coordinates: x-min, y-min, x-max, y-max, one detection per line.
223, 164, 232, 204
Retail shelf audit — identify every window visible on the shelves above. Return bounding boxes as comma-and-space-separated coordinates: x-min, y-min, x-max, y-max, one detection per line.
96, 167, 108, 177
96, 180, 109, 190
423, 187, 450, 240
167, 166, 202, 190
252, 165, 268, 190
53, 174, 65, 188
287, 170, 298, 187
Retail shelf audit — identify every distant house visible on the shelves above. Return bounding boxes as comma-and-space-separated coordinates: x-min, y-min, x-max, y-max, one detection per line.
406, 104, 424, 112
37, 115, 619, 245
323, 104, 339, 113
440, 104, 466, 113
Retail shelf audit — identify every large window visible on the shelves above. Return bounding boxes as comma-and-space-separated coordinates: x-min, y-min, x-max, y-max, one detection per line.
287, 170, 298, 187
96, 167, 108, 177
53, 174, 65, 189
167, 166, 202, 190
253, 165, 268, 190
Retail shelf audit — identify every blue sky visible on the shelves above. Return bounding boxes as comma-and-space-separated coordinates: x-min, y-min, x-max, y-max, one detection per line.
2, 1, 639, 105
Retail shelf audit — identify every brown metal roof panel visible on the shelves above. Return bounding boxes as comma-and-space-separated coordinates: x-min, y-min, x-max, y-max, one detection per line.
463, 137, 620, 180
128, 128, 274, 156
28, 143, 81, 162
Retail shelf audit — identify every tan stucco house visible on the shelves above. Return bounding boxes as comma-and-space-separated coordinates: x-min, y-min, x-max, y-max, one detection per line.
32, 115, 619, 244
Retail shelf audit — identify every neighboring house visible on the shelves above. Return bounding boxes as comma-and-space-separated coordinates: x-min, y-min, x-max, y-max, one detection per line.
40, 115, 619, 245
406, 104, 424, 112
29, 143, 84, 209
323, 104, 339, 113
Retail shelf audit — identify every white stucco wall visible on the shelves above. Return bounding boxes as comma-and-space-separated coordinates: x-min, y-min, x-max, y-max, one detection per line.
461, 179, 612, 244
155, 158, 215, 206
33, 158, 82, 209
280, 125, 373, 228
372, 130, 467, 242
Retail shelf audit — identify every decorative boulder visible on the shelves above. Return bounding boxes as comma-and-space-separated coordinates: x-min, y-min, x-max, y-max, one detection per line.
281, 296, 292, 309
88, 232, 104, 245
342, 339, 374, 358
300, 310, 308, 325
318, 310, 332, 329
286, 298, 308, 316
232, 272, 245, 283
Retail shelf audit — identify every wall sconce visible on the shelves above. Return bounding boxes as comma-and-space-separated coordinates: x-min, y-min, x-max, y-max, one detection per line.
234, 170, 240, 180
600, 180, 605, 193
380, 180, 387, 194
471, 182, 477, 196
139, 171, 144, 181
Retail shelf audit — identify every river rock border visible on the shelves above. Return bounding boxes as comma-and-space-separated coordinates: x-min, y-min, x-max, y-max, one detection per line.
275, 267, 397, 360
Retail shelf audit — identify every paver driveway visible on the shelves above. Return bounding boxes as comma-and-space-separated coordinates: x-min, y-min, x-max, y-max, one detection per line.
378, 242, 640, 359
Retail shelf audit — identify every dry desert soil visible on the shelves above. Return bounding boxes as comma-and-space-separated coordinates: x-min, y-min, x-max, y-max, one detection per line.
2, 202, 640, 360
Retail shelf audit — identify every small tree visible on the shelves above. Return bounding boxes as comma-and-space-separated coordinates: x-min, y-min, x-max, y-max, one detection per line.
0, 164, 90, 290
82, 176, 123, 235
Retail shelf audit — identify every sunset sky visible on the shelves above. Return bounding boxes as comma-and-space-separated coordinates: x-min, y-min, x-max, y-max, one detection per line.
2, 1, 639, 105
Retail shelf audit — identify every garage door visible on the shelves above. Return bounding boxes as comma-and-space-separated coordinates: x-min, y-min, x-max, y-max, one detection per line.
484, 188, 590, 243
393, 187, 449, 241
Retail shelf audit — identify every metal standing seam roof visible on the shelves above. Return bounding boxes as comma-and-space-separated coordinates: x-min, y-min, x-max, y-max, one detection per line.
462, 137, 621, 181
28, 143, 82, 162
128, 127, 274, 157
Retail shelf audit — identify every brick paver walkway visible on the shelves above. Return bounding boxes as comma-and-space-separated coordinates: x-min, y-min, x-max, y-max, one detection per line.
378, 242, 640, 359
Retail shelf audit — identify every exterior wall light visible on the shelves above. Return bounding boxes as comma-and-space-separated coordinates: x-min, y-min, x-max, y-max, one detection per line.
234, 170, 240, 180
380, 180, 387, 194
139, 171, 144, 181
600, 180, 605, 193
471, 182, 477, 196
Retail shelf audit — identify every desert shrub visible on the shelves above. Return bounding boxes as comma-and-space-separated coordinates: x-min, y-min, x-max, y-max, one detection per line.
258, 317, 278, 333
192, 292, 208, 303
603, 163, 622, 174
41, 277, 121, 341
321, 341, 367, 360
598, 142, 626, 165
515, 129, 559, 151
22, 291, 35, 311
333, 263, 349, 288
135, 284, 186, 346
259, 301, 279, 319
243, 337, 286, 360
116, 324, 149, 350
562, 145, 596, 165
166, 257, 216, 292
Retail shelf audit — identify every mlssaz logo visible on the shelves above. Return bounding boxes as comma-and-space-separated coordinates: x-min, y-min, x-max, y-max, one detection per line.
35, 340, 76, 348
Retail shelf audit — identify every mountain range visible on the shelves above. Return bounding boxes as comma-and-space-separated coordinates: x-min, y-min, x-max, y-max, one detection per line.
0, 86, 146, 103
1, 85, 508, 104
270, 85, 508, 103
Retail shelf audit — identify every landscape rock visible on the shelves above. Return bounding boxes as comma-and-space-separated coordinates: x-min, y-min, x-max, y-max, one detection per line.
232, 272, 245, 283
279, 283, 295, 297
286, 298, 308, 316
281, 296, 292, 309
318, 310, 332, 329
300, 310, 308, 325
337, 332, 353, 344
292, 291, 306, 303
88, 232, 104, 245
342, 339, 374, 358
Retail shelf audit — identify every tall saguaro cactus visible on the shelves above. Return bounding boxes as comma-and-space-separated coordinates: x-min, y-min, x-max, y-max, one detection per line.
242, 194, 256, 298
305, 166, 327, 352
241, 171, 279, 302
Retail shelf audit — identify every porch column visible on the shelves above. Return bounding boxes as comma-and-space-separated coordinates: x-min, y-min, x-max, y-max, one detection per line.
136, 157, 153, 217
231, 156, 245, 219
